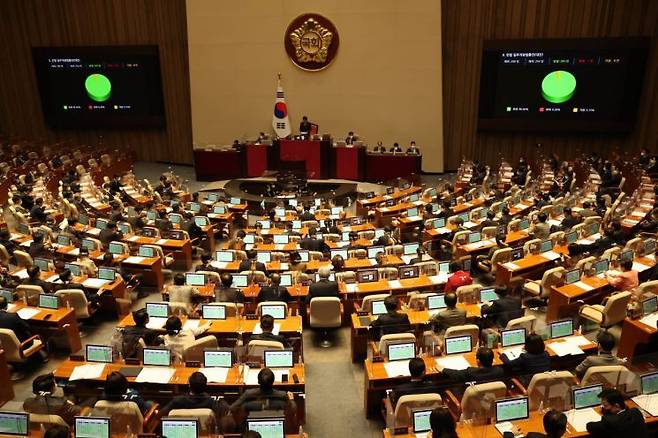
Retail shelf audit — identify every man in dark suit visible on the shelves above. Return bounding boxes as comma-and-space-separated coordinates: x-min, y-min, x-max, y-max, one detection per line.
258, 274, 291, 303
160, 372, 231, 421
390, 142, 402, 153
128, 206, 147, 231
250, 314, 290, 348
230, 368, 292, 413
390, 358, 438, 407
299, 205, 315, 222
560, 207, 581, 230
503, 409, 568, 438
430, 293, 466, 332
575, 331, 625, 378
406, 141, 421, 155
345, 131, 357, 145
214, 273, 244, 303
373, 226, 396, 247
238, 250, 268, 275
440, 347, 504, 382
499, 206, 513, 226
22, 266, 51, 293
99, 221, 123, 248
373, 141, 386, 153
586, 389, 649, 438
479, 210, 498, 228
30, 198, 48, 224
480, 286, 522, 328
299, 116, 311, 138
0, 296, 33, 342
299, 228, 329, 253
369, 295, 411, 338
155, 210, 173, 233
306, 267, 340, 304
28, 233, 50, 259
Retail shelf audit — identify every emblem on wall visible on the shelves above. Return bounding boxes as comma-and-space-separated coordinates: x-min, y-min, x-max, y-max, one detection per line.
285, 13, 339, 71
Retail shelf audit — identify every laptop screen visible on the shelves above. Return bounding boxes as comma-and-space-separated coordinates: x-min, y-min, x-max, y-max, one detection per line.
95, 219, 108, 230
0, 289, 13, 303
57, 234, 71, 246
230, 197, 241, 205
519, 219, 530, 230
38, 294, 58, 310
550, 320, 573, 339
161, 418, 198, 438
620, 250, 634, 262
432, 218, 446, 229
644, 239, 657, 256
108, 242, 124, 255
468, 232, 481, 243
445, 335, 472, 355
74, 416, 110, 438
331, 207, 342, 215
146, 302, 169, 318
213, 205, 226, 214
292, 220, 302, 230
495, 397, 529, 423
406, 208, 419, 218
641, 371, 658, 395
438, 262, 450, 273
357, 270, 378, 283
247, 419, 284, 438
138, 246, 155, 258
399, 265, 419, 279
539, 239, 553, 253
261, 304, 286, 319
565, 231, 578, 244
98, 268, 116, 281
427, 294, 446, 310
279, 274, 292, 287
203, 349, 233, 368
216, 250, 234, 262
86, 344, 113, 363
142, 348, 171, 366
565, 269, 581, 285
257, 252, 271, 263
274, 208, 285, 218
185, 273, 206, 286
33, 258, 50, 272
65, 263, 82, 277
480, 288, 498, 303
81, 239, 96, 251
387, 342, 416, 361
573, 385, 603, 409
330, 249, 348, 260
368, 246, 384, 259
194, 217, 209, 227
642, 296, 658, 316
594, 259, 609, 275
371, 300, 387, 315
403, 242, 419, 255
298, 250, 310, 262
264, 349, 294, 368
232, 275, 248, 288
0, 411, 28, 436
202, 304, 226, 320
169, 214, 182, 225
243, 234, 255, 244
273, 234, 289, 244
412, 409, 432, 433
207, 193, 219, 202
501, 328, 526, 348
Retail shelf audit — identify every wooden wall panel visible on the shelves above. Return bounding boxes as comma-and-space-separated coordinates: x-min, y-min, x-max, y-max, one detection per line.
0, 0, 192, 164
442, 0, 658, 170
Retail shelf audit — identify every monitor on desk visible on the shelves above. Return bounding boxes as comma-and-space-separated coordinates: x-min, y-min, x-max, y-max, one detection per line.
594, 259, 609, 275
81, 238, 96, 251
86, 344, 113, 363
261, 304, 286, 319
74, 416, 110, 438
126, 206, 136, 217
371, 299, 387, 316
642, 296, 658, 316
501, 328, 526, 348
357, 269, 378, 283
298, 250, 309, 262
431, 203, 440, 214
232, 274, 248, 288
243, 234, 255, 244
340, 231, 350, 242
511, 247, 524, 261
587, 222, 599, 236
213, 205, 226, 214
565, 231, 578, 245
146, 302, 169, 318
406, 207, 419, 218
518, 219, 530, 230
79, 214, 89, 226
0, 289, 13, 303
565, 268, 581, 285
399, 265, 419, 279
57, 234, 71, 246
216, 250, 234, 262
264, 349, 294, 368
291, 220, 302, 230
331, 207, 342, 215
95, 218, 108, 230
138, 246, 155, 258
438, 262, 450, 273
641, 371, 658, 395
539, 239, 553, 253
98, 268, 116, 281
194, 216, 209, 227
495, 397, 529, 423
368, 246, 385, 259
643, 238, 657, 256
161, 418, 198, 438
273, 234, 289, 245
458, 212, 469, 223
468, 232, 481, 244
274, 207, 285, 218
480, 288, 498, 303
412, 409, 432, 434
573, 384, 603, 409
118, 223, 131, 235
409, 193, 420, 202
444, 335, 472, 355
188, 203, 201, 213
142, 347, 171, 366
256, 252, 271, 264
247, 418, 285, 438
207, 193, 220, 202
146, 211, 157, 221
169, 214, 182, 225
33, 257, 50, 272
549, 319, 574, 339
620, 249, 634, 263
141, 228, 157, 238
230, 197, 241, 205
108, 242, 124, 255
185, 272, 206, 286
432, 218, 446, 229
279, 273, 292, 287
427, 294, 446, 310
403, 242, 419, 255
387, 342, 416, 362
201, 304, 226, 320
203, 349, 233, 368
0, 412, 28, 436
314, 272, 336, 282
330, 249, 348, 260
38, 294, 58, 310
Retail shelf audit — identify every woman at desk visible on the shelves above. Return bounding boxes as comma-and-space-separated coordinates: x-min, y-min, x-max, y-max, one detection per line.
606, 259, 639, 291
429, 406, 458, 438
500, 334, 550, 382
163, 315, 211, 363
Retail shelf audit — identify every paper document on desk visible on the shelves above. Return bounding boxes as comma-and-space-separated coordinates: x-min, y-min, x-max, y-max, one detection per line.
548, 341, 584, 357
66, 248, 80, 256
428, 275, 446, 285
20, 240, 32, 247
388, 280, 402, 289
199, 367, 229, 383
542, 251, 561, 261
640, 313, 658, 327
46, 275, 62, 283
384, 360, 411, 377
434, 227, 451, 235
624, 219, 640, 225
123, 256, 146, 264
547, 219, 562, 227
632, 394, 658, 416
86, 228, 101, 236
514, 203, 527, 210
69, 363, 106, 381
245, 369, 261, 385
156, 239, 168, 245
145, 317, 167, 330
401, 255, 414, 264
253, 323, 280, 335
501, 262, 519, 271
135, 367, 174, 384
17, 308, 40, 320
183, 319, 200, 331
563, 335, 592, 347
210, 261, 228, 270
573, 281, 594, 291
83, 278, 111, 289
567, 408, 600, 432
436, 355, 470, 371
502, 346, 523, 360
13, 269, 28, 279
344, 283, 358, 293
633, 261, 651, 272
128, 235, 141, 242
495, 422, 515, 436
463, 221, 477, 229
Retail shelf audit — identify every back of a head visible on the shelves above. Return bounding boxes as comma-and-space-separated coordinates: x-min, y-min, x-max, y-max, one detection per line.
525, 334, 545, 355
28, 265, 40, 279
132, 309, 149, 327
270, 273, 281, 286
258, 368, 275, 391
599, 388, 625, 409
247, 249, 257, 260
444, 293, 457, 309
105, 371, 128, 399
44, 425, 70, 438
188, 371, 207, 394
543, 409, 567, 438
538, 213, 547, 223
622, 259, 633, 271
430, 406, 457, 437
596, 330, 615, 352
448, 261, 461, 274
383, 295, 398, 312
0, 296, 7, 310
32, 373, 56, 394
221, 272, 233, 287
495, 286, 508, 298
408, 357, 425, 378
260, 314, 274, 332
165, 315, 183, 336
174, 273, 185, 286
242, 431, 262, 438
201, 254, 211, 264
476, 347, 494, 367
318, 266, 331, 279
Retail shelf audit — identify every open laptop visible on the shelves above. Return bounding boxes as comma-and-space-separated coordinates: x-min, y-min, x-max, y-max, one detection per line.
257, 252, 272, 264
203, 349, 233, 368
411, 408, 432, 437
74, 416, 110, 438
573, 384, 603, 410
500, 328, 526, 359
549, 319, 574, 339
620, 249, 634, 263
444, 335, 472, 355
357, 269, 378, 283
403, 242, 419, 255
232, 274, 249, 288
279, 273, 293, 287
65, 263, 82, 277
264, 349, 294, 368
161, 418, 198, 438
641, 371, 658, 395
399, 265, 419, 279
479, 287, 498, 303
260, 304, 286, 319
330, 249, 348, 260
246, 417, 285, 438
86, 344, 113, 363
185, 272, 206, 287
371, 299, 387, 316
495, 397, 529, 432
427, 294, 446, 315
565, 231, 578, 245
216, 250, 234, 262
142, 347, 171, 366
594, 259, 609, 276
0, 411, 28, 436
468, 232, 482, 244
273, 234, 289, 245
38, 294, 58, 310
201, 304, 226, 320
565, 268, 581, 285
145, 302, 169, 329
138, 246, 155, 258
387, 342, 416, 361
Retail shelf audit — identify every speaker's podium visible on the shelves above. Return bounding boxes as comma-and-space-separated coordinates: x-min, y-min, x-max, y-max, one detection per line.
277, 136, 331, 179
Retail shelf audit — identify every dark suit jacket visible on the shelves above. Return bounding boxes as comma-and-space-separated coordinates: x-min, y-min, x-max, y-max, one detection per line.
481, 296, 522, 328
370, 311, 411, 337
299, 211, 315, 221
22, 277, 51, 293
306, 280, 340, 304
30, 206, 48, 223
501, 351, 551, 375
99, 229, 123, 246
561, 216, 581, 229
258, 285, 291, 303
238, 260, 267, 274
0, 310, 33, 341
586, 408, 649, 438
442, 365, 504, 383
250, 332, 290, 348
230, 388, 290, 412
373, 235, 394, 247
300, 237, 326, 252
155, 218, 173, 232
391, 380, 439, 407
214, 286, 245, 303
504, 432, 547, 438
28, 242, 49, 258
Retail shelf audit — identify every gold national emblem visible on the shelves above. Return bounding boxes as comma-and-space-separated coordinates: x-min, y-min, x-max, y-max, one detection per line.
285, 14, 339, 71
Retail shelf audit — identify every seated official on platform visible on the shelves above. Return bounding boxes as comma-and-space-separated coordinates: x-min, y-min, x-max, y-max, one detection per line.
250, 314, 290, 348
390, 142, 403, 153
586, 389, 649, 438
258, 274, 291, 303
430, 292, 466, 333
480, 286, 522, 328
239, 250, 268, 275
230, 368, 291, 414
23, 373, 82, 425
299, 116, 311, 138
575, 331, 625, 378
306, 267, 340, 304
390, 358, 439, 406
160, 371, 232, 423
439, 347, 504, 382
503, 409, 568, 438
406, 141, 421, 155
369, 295, 411, 338
373, 141, 386, 154
345, 131, 357, 145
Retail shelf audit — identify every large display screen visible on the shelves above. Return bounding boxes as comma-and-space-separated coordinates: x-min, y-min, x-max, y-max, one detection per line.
478, 38, 649, 132
32, 45, 165, 128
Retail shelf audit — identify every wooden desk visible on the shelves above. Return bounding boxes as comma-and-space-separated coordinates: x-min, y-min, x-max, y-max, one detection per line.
375, 202, 427, 227
357, 187, 423, 216
124, 235, 193, 270
9, 302, 82, 353
618, 316, 658, 360
455, 231, 530, 259
495, 246, 568, 285
547, 275, 610, 322
0, 350, 14, 406
120, 256, 164, 291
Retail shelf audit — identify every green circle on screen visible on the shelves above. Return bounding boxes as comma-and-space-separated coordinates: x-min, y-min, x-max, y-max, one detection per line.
541, 70, 576, 104
85, 73, 112, 102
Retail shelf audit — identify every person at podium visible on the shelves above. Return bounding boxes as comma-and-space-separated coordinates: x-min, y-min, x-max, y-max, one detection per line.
345, 131, 357, 145
406, 141, 421, 155
373, 141, 386, 153
390, 142, 403, 153
299, 115, 311, 139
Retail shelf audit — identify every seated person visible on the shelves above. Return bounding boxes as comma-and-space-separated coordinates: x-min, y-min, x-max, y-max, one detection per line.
101, 371, 152, 414
250, 314, 290, 348
406, 141, 421, 155
99, 221, 123, 248
167, 273, 198, 313
23, 373, 82, 425
373, 141, 386, 153
531, 213, 551, 239
22, 265, 51, 292
579, 201, 597, 218
44, 426, 70, 438
195, 254, 216, 273
28, 232, 49, 259
430, 292, 466, 333
155, 210, 173, 232
229, 368, 291, 414
480, 286, 522, 328
390, 142, 403, 153
227, 230, 246, 251
479, 210, 498, 228
501, 333, 550, 376
429, 407, 458, 438
30, 197, 49, 223
120, 308, 162, 358
0, 229, 16, 253
475, 233, 508, 271
214, 273, 245, 303
238, 250, 268, 275
299, 205, 315, 221
503, 409, 567, 438
440, 346, 504, 382
331, 254, 345, 272
575, 331, 625, 378
257, 273, 291, 303
76, 247, 97, 277
160, 372, 232, 425
499, 206, 513, 225
586, 388, 649, 437
306, 266, 340, 304
162, 316, 211, 363
606, 259, 639, 291
288, 251, 307, 273
347, 231, 366, 251
444, 261, 472, 293
373, 226, 396, 247
369, 295, 411, 338
52, 269, 85, 293
390, 358, 439, 407
560, 207, 581, 230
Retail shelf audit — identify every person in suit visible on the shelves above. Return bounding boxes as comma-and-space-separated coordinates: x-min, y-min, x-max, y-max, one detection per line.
230, 368, 292, 414
299, 116, 311, 138
0, 229, 16, 253
226, 230, 246, 251
373, 226, 396, 247
51, 269, 85, 293
501, 334, 551, 377
0, 296, 34, 343
76, 247, 97, 277
30, 197, 48, 224
579, 201, 597, 218
250, 314, 290, 348
238, 250, 268, 275
586, 388, 649, 438
479, 210, 498, 228
299, 205, 315, 221
195, 254, 217, 273
406, 141, 421, 155
120, 309, 162, 358
503, 409, 568, 438
160, 372, 232, 424
575, 331, 625, 378
22, 266, 51, 293
127, 206, 147, 231
560, 207, 581, 230
480, 286, 522, 328
390, 142, 403, 153
531, 212, 551, 240
430, 292, 466, 332
99, 221, 123, 248
214, 273, 245, 303
154, 210, 173, 233
258, 274, 291, 303
167, 273, 198, 313
499, 206, 513, 226
369, 295, 411, 338
373, 141, 386, 153
299, 228, 327, 253
390, 358, 439, 407
23, 373, 82, 425
345, 131, 357, 145
306, 266, 340, 304
28, 232, 50, 259
440, 347, 504, 382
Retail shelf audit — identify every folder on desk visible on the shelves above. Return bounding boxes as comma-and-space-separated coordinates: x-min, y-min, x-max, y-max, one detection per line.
358, 316, 372, 326
119, 367, 143, 378
567, 408, 600, 432
199, 367, 230, 383
69, 363, 106, 381
632, 394, 658, 416
436, 355, 470, 371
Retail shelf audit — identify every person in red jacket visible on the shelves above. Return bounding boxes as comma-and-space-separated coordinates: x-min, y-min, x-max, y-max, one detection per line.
444, 261, 472, 292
